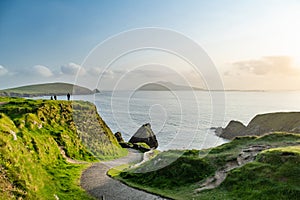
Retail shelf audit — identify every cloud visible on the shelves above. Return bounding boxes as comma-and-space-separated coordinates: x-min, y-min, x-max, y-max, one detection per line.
32, 65, 53, 77
225, 56, 300, 76
0, 65, 8, 76
61, 62, 86, 75
89, 68, 166, 79
87, 67, 102, 75
132, 68, 173, 77
101, 70, 115, 78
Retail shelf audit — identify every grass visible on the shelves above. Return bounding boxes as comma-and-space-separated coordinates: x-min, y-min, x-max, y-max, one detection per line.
204, 146, 300, 200
107, 164, 131, 177
0, 96, 127, 199
112, 132, 300, 199
43, 162, 94, 200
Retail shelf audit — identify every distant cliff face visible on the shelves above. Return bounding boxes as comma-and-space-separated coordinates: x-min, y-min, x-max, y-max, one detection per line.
218, 112, 300, 139
0, 97, 126, 199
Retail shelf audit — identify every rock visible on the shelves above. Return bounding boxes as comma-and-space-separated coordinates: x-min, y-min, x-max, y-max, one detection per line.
219, 120, 246, 139
216, 112, 300, 140
93, 89, 101, 93
215, 127, 223, 136
129, 123, 158, 149
114, 132, 124, 143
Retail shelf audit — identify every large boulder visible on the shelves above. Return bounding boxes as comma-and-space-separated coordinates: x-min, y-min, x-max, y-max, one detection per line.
129, 123, 158, 149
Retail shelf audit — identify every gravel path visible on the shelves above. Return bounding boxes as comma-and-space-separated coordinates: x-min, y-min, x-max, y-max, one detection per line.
80, 149, 167, 200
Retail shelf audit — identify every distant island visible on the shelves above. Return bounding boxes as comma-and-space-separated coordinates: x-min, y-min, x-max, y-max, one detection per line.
0, 82, 100, 97
138, 81, 205, 91
137, 82, 266, 92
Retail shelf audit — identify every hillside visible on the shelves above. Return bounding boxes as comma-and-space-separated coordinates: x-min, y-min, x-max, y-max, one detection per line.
0, 97, 127, 199
138, 82, 204, 91
0, 82, 95, 97
110, 132, 300, 199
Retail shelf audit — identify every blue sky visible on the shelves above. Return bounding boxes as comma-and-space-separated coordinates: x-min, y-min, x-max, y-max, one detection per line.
1, 0, 300, 90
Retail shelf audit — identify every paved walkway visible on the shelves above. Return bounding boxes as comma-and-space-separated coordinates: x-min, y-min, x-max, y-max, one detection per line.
80, 149, 167, 200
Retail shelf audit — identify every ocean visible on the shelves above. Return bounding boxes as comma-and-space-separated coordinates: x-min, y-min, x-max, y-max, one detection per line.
51, 91, 300, 151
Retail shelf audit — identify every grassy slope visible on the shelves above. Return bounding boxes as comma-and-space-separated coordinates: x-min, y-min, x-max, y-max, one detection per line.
209, 146, 300, 200
0, 97, 127, 199
111, 133, 300, 200
0, 82, 94, 97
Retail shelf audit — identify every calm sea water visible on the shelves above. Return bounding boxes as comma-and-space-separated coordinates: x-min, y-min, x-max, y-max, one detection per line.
52, 91, 300, 151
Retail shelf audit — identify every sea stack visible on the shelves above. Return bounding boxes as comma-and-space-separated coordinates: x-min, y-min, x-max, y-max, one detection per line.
129, 123, 158, 149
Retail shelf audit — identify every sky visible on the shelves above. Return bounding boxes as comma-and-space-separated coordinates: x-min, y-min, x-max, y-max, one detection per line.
1, 0, 300, 90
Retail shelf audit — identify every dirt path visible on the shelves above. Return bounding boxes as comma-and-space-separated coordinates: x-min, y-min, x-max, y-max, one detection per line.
59, 146, 88, 164
195, 145, 270, 193
81, 149, 167, 200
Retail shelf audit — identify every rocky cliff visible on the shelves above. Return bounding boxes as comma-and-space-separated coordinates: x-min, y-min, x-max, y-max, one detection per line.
217, 112, 300, 139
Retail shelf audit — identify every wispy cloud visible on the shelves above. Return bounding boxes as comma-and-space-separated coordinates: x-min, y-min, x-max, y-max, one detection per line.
61, 62, 86, 75
225, 56, 300, 76
0, 65, 8, 76
32, 65, 53, 77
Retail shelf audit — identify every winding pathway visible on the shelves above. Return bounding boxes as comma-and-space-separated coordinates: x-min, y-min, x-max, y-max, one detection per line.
80, 149, 167, 200
195, 145, 270, 192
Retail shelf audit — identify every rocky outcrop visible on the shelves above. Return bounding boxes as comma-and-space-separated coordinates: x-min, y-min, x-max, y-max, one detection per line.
92, 88, 101, 93
217, 120, 246, 139
114, 130, 153, 152
129, 123, 158, 149
114, 132, 124, 143
216, 112, 300, 140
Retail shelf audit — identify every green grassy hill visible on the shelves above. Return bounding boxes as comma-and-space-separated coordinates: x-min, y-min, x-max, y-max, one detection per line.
0, 82, 95, 97
0, 97, 127, 199
111, 133, 300, 200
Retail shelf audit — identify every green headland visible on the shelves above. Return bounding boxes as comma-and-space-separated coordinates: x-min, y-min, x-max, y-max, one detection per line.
0, 96, 126, 199
0, 82, 96, 97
